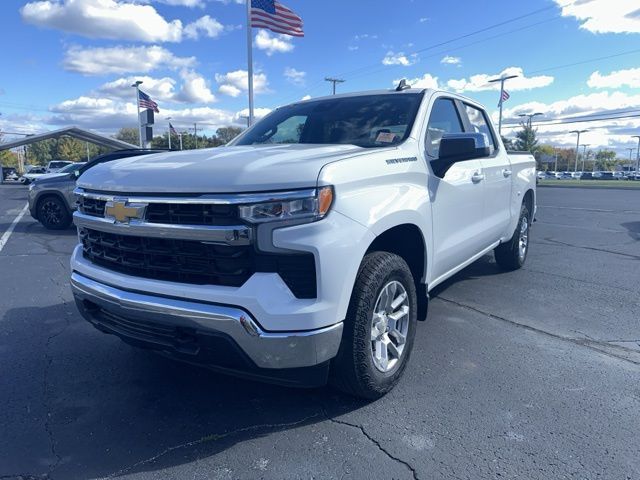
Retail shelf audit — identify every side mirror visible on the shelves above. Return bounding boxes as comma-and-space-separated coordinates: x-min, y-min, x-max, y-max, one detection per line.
431, 133, 491, 178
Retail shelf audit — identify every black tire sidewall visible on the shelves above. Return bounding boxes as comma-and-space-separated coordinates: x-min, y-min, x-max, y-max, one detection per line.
38, 196, 71, 229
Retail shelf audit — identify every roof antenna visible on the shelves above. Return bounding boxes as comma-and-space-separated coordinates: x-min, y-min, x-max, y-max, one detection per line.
395, 79, 411, 91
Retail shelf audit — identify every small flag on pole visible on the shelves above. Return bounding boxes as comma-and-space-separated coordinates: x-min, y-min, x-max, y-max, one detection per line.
250, 0, 304, 37
499, 90, 510, 107
139, 90, 160, 113
169, 123, 177, 135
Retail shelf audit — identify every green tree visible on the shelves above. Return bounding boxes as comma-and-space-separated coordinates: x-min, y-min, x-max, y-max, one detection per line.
216, 126, 242, 144
114, 127, 139, 146
26, 139, 57, 165
501, 136, 515, 150
514, 124, 538, 153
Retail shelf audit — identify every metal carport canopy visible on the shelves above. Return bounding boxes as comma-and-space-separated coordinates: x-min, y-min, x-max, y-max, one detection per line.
0, 126, 138, 151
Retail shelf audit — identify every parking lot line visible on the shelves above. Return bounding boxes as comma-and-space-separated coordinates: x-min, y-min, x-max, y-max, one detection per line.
0, 203, 29, 254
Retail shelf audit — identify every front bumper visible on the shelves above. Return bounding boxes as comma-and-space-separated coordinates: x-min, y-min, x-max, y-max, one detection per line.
71, 272, 343, 378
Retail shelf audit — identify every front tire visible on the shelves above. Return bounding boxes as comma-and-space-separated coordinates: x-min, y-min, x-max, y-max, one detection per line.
38, 196, 72, 230
494, 203, 530, 271
330, 252, 418, 400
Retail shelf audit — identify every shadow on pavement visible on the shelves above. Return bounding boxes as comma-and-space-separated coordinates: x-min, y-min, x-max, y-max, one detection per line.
0, 303, 365, 479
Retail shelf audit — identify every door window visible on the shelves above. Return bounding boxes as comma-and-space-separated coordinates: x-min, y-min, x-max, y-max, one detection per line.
464, 104, 496, 153
426, 98, 464, 158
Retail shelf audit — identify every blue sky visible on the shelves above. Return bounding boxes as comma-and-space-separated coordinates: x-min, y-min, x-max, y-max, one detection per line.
0, 0, 639, 154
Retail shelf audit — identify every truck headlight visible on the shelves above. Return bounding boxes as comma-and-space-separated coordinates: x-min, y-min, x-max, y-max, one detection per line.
239, 186, 333, 224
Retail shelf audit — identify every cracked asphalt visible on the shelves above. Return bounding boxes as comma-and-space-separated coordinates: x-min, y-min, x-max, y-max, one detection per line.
1, 184, 639, 480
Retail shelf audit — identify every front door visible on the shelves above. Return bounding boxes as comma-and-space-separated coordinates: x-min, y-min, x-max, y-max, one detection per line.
426, 97, 487, 281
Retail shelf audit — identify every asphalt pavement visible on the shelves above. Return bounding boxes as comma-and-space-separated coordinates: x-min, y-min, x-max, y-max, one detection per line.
1, 184, 639, 480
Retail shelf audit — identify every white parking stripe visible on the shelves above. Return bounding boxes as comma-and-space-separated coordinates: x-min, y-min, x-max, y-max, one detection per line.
0, 203, 29, 254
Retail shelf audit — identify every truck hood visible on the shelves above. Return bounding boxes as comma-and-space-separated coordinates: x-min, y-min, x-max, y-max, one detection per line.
77, 144, 367, 193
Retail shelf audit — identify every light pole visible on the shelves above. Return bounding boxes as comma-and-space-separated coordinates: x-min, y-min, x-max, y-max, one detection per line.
569, 130, 588, 172
580, 144, 590, 171
131, 80, 143, 148
489, 74, 518, 136
324, 77, 345, 95
632, 135, 640, 173
627, 148, 635, 172
193, 123, 198, 149
166, 117, 172, 150
518, 112, 543, 129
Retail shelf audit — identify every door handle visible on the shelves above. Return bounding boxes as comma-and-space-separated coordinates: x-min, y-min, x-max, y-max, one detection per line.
471, 172, 485, 183
502, 169, 512, 178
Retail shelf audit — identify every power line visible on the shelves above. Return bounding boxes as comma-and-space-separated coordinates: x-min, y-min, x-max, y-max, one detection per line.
502, 112, 640, 129
528, 47, 640, 75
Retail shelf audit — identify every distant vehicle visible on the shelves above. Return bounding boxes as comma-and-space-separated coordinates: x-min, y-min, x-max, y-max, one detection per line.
600, 171, 614, 180
29, 150, 163, 229
592, 171, 603, 179
537, 171, 547, 180
46, 160, 73, 173
612, 171, 626, 180
580, 172, 593, 180
570, 172, 582, 179
2, 167, 18, 181
20, 166, 47, 184
554, 172, 565, 179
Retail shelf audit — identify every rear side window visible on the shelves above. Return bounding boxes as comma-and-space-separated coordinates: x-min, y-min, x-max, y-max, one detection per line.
464, 104, 496, 153
426, 98, 464, 157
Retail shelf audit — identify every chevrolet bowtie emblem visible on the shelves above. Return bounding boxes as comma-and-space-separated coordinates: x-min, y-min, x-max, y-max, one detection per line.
104, 200, 147, 224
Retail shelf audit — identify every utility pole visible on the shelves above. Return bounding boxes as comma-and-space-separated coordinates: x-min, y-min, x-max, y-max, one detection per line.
632, 135, 640, 173
194, 123, 198, 149
580, 144, 590, 171
166, 117, 172, 150
325, 77, 345, 95
570, 130, 588, 172
131, 80, 143, 148
554, 148, 558, 172
489, 74, 518, 136
518, 112, 543, 129
627, 148, 635, 171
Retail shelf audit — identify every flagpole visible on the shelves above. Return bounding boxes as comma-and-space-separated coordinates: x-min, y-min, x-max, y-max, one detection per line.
132, 80, 143, 148
488, 74, 518, 137
246, 0, 254, 126
166, 117, 172, 150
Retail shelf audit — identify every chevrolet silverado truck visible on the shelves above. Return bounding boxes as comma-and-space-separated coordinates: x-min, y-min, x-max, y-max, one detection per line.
70, 85, 536, 399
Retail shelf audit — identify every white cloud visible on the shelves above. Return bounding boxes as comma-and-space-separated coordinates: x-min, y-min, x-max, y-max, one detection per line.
184, 15, 224, 40
97, 76, 178, 101
21, 0, 184, 42
382, 51, 417, 67
301, 95, 312, 101
553, 0, 640, 34
441, 55, 461, 65
63, 45, 195, 75
254, 29, 294, 55
215, 70, 268, 97
447, 67, 553, 92
587, 68, 640, 89
500, 91, 640, 151
419, 17, 429, 23
284, 67, 306, 86
395, 73, 438, 89
174, 70, 216, 103
152, 0, 205, 7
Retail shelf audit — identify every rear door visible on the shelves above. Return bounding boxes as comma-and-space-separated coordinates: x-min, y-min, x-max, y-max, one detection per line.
461, 103, 513, 243
426, 97, 487, 281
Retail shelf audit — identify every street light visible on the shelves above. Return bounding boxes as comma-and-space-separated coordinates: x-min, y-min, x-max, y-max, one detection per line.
131, 80, 143, 148
632, 135, 640, 173
627, 148, 635, 172
569, 130, 588, 172
518, 112, 543, 129
324, 77, 345, 95
580, 144, 590, 172
488, 74, 518, 136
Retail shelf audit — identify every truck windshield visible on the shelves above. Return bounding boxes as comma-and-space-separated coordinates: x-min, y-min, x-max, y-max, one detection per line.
233, 93, 424, 148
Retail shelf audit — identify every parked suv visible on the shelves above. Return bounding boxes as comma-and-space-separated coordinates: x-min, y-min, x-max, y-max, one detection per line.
28, 150, 164, 229
70, 87, 536, 398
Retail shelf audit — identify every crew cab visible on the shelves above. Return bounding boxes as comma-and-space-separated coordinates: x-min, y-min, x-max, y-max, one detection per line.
70, 86, 536, 399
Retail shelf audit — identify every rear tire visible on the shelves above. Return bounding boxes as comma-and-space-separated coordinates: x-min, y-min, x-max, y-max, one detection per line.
330, 252, 417, 400
38, 196, 72, 230
494, 203, 530, 271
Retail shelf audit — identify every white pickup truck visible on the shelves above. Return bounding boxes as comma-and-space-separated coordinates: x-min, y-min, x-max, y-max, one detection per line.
70, 85, 535, 399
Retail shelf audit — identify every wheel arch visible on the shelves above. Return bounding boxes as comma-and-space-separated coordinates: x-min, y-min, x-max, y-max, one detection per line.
523, 188, 535, 221
35, 191, 72, 219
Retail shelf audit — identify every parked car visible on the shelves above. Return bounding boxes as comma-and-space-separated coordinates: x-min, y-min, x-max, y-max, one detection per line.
20, 166, 47, 184
70, 86, 537, 399
554, 172, 565, 179
537, 171, 548, 180
592, 171, 603, 179
46, 160, 73, 173
580, 172, 593, 180
612, 171, 626, 180
570, 172, 582, 179
28, 150, 163, 229
600, 171, 614, 180
2, 167, 18, 181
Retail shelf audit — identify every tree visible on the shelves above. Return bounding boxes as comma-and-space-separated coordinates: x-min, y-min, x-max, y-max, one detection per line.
57, 137, 87, 161
216, 127, 242, 145
595, 149, 619, 171
514, 124, 538, 153
26, 139, 57, 165
114, 127, 139, 146
501, 136, 515, 150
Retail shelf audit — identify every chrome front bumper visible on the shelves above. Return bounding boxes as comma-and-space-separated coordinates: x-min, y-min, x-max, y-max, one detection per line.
70, 272, 343, 370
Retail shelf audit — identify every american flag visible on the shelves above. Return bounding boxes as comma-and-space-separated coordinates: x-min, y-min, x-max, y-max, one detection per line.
169, 123, 178, 135
499, 90, 510, 106
250, 0, 303, 37
139, 90, 159, 113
